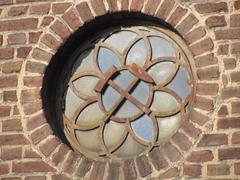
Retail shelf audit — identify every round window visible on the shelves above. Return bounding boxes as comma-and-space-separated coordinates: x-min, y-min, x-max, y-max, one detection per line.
58, 25, 195, 161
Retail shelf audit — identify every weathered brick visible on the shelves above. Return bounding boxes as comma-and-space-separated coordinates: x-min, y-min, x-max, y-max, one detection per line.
76, 157, 92, 177
158, 167, 179, 179
107, 163, 120, 180
51, 175, 71, 180
162, 143, 181, 162
231, 42, 240, 54
0, 18, 38, 31
3, 90, 17, 102
149, 148, 168, 170
41, 16, 54, 27
8, 6, 28, 16
12, 161, 55, 173
235, 162, 240, 175
52, 2, 71, 14
26, 61, 46, 74
25, 176, 46, 180
219, 148, 240, 160
0, 163, 9, 175
230, 72, 240, 82
17, 47, 32, 58
123, 159, 137, 180
136, 155, 152, 177
156, 0, 175, 20
0, 75, 18, 88
194, 53, 217, 67
197, 66, 219, 81
232, 101, 240, 114
144, 0, 161, 15
218, 117, 240, 129
196, 83, 219, 96
0, 134, 29, 146
29, 3, 50, 15
234, 0, 240, 10
0, 0, 13, 6
51, 144, 69, 166
29, 32, 42, 44
24, 148, 40, 159
176, 14, 199, 35
90, 0, 106, 16
181, 121, 201, 139
2, 119, 22, 132
185, 27, 206, 45
32, 48, 52, 62
0, 106, 11, 117
172, 132, 192, 151
230, 14, 240, 27
30, 124, 52, 144
206, 16, 226, 28
106, 0, 118, 12
121, 0, 129, 11
218, 105, 229, 116
193, 96, 214, 111
21, 89, 41, 103
39, 136, 60, 156
7, 33, 26, 45
24, 76, 43, 87
198, 134, 228, 147
0, 47, 14, 59
222, 86, 240, 99
62, 8, 82, 31
2, 61, 23, 73
232, 132, 240, 144
1, 147, 22, 160
218, 44, 229, 55
90, 162, 106, 180
207, 164, 230, 176
223, 58, 236, 70
23, 100, 42, 115
0, 35, 2, 45
50, 20, 71, 40
195, 2, 228, 14
215, 29, 240, 40
76, 2, 94, 22
187, 150, 214, 162
183, 164, 201, 177
190, 38, 214, 56
167, 6, 187, 27
26, 112, 47, 131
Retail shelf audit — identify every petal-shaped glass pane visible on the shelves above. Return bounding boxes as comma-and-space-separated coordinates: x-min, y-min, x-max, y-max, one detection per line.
148, 62, 175, 85
72, 49, 96, 74
157, 113, 181, 142
64, 88, 85, 120
126, 39, 147, 67
167, 66, 189, 100
113, 70, 135, 89
131, 115, 153, 142
76, 102, 105, 126
113, 134, 146, 158
75, 128, 102, 152
149, 36, 175, 59
104, 121, 126, 150
131, 81, 149, 105
104, 31, 137, 53
73, 76, 99, 97
115, 100, 140, 118
98, 47, 121, 73
102, 86, 121, 111
150, 91, 179, 114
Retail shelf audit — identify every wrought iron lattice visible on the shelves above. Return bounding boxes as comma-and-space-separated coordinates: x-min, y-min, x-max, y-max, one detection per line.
60, 26, 195, 161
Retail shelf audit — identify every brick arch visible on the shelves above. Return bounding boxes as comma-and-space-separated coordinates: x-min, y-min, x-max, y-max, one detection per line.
18, 0, 220, 178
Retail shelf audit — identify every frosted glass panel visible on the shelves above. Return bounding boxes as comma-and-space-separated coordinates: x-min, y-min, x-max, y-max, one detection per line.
149, 36, 175, 59
113, 134, 146, 158
102, 86, 121, 111
64, 88, 84, 120
76, 102, 105, 126
131, 115, 153, 142
114, 70, 134, 89
126, 39, 147, 67
98, 47, 121, 73
73, 76, 99, 97
115, 100, 140, 118
167, 66, 189, 100
151, 91, 179, 113
157, 114, 181, 142
131, 81, 149, 105
148, 62, 175, 85
104, 31, 137, 53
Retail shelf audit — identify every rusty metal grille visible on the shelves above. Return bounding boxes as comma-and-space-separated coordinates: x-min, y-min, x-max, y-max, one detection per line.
60, 26, 195, 161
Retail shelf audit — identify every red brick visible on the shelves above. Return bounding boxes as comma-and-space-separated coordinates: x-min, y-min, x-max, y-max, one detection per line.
52, 144, 69, 165
230, 72, 240, 82
7, 33, 26, 45
162, 143, 181, 162
232, 132, 240, 144
0, 134, 29, 146
76, 157, 92, 177
222, 86, 240, 99
218, 44, 229, 55
0, 163, 9, 175
41, 16, 54, 27
0, 0, 13, 5
39, 136, 60, 156
183, 164, 201, 177
235, 162, 240, 175
3, 90, 17, 102
231, 14, 240, 27
0, 18, 38, 31
206, 16, 227, 28
24, 148, 40, 159
156, 0, 175, 20
13, 106, 19, 115
2, 61, 23, 73
194, 53, 217, 67
1, 147, 22, 160
76, 2, 94, 22
24, 76, 43, 87
136, 155, 152, 177
198, 134, 228, 147
234, 0, 240, 10
32, 48, 52, 62
196, 83, 219, 96
195, 2, 228, 14
25, 176, 46, 180
0, 106, 11, 118
218, 117, 240, 129
21, 89, 41, 103
52, 2, 71, 14
149, 148, 168, 170
8, 6, 28, 16
224, 58, 236, 70
194, 96, 214, 111
29, 31, 42, 44
51, 20, 71, 40
30, 124, 52, 144
51, 175, 71, 180
232, 101, 240, 114
181, 121, 201, 139
190, 38, 214, 56
0, 35, 2, 45
231, 42, 240, 54
62, 152, 80, 174
167, 6, 187, 27
0, 75, 18, 88
63, 8, 82, 31
2, 119, 22, 132
190, 108, 209, 126
121, 0, 129, 11
23, 100, 42, 115
215, 29, 240, 40
17, 47, 32, 58
176, 14, 199, 36
158, 167, 179, 179
90, 162, 106, 180
106, 0, 118, 12
187, 150, 214, 162
29, 3, 50, 15
107, 163, 120, 180
144, 0, 161, 15
90, 0, 106, 16
185, 27, 206, 45
218, 105, 229, 116
0, 47, 14, 59
172, 132, 192, 151
123, 159, 137, 180
26, 61, 46, 74
207, 164, 230, 176
26, 112, 47, 131
219, 148, 240, 160
197, 66, 219, 81
12, 161, 55, 173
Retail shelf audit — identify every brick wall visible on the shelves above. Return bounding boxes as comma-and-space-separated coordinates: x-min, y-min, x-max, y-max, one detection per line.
0, 0, 240, 179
